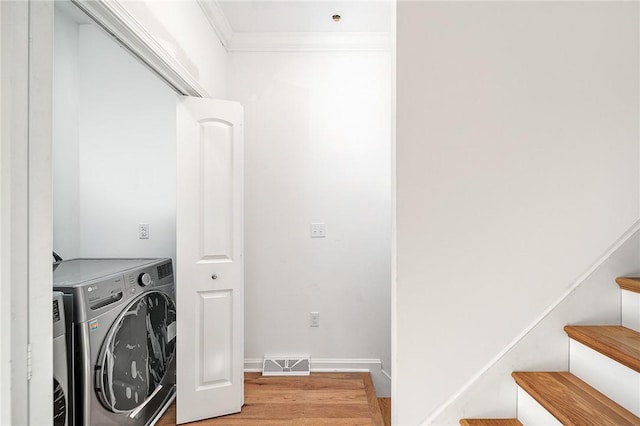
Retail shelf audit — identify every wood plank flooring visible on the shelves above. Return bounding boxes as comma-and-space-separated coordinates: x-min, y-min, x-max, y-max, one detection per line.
377, 398, 390, 426
157, 373, 387, 426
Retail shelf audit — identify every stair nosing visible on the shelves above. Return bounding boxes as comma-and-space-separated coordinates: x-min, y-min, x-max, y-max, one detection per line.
512, 371, 640, 426
564, 325, 640, 374
616, 277, 640, 293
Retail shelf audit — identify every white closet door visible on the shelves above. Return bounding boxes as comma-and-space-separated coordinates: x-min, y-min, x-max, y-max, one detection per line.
176, 96, 244, 424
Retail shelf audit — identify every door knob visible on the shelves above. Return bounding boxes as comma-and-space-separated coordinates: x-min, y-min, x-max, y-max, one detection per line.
211, 274, 218, 280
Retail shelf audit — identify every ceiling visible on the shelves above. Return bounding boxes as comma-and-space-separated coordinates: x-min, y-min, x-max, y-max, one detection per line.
217, 1, 392, 33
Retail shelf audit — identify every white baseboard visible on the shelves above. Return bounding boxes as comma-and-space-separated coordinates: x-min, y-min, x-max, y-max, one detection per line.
245, 357, 391, 397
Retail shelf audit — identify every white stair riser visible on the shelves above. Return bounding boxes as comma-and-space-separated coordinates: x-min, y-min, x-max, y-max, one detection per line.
516, 386, 562, 425
569, 339, 640, 416
622, 290, 640, 332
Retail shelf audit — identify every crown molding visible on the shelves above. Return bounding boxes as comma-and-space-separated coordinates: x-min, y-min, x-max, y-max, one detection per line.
197, 0, 233, 48
196, 0, 390, 53
228, 32, 391, 52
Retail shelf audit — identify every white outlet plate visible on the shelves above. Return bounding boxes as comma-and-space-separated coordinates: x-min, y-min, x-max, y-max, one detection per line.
310, 223, 326, 238
310, 312, 320, 327
139, 223, 149, 239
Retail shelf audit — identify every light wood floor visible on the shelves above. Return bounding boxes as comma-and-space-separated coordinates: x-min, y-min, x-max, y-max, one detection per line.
378, 397, 391, 426
157, 372, 389, 426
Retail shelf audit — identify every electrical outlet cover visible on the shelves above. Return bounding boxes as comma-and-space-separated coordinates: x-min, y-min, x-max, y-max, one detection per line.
139, 223, 149, 239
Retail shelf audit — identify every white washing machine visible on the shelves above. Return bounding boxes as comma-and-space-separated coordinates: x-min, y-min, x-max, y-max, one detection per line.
53, 291, 69, 426
53, 258, 176, 426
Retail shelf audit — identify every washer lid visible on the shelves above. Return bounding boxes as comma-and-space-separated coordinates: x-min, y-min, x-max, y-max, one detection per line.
96, 291, 176, 413
53, 258, 163, 287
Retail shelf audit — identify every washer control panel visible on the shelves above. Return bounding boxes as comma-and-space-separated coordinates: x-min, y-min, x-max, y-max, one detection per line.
138, 272, 152, 287
122, 260, 172, 296
85, 277, 125, 311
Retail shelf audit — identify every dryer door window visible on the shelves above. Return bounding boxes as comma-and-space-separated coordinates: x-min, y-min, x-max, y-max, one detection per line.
53, 378, 66, 426
96, 290, 176, 412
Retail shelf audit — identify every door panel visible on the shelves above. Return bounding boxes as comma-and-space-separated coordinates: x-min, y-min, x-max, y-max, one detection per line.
176, 97, 243, 424
198, 290, 232, 388
199, 119, 234, 262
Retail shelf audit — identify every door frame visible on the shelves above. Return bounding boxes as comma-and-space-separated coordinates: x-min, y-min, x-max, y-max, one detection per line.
1, 1, 54, 424
1, 0, 208, 422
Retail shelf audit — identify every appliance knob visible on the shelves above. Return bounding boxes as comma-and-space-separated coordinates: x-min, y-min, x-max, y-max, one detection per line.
138, 273, 152, 287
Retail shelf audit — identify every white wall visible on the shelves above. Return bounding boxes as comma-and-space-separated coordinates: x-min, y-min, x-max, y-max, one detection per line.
53, 9, 80, 259
53, 12, 177, 263
431, 228, 640, 424
77, 24, 176, 261
395, 2, 639, 425
0, 4, 10, 424
228, 51, 392, 393
53, 0, 233, 262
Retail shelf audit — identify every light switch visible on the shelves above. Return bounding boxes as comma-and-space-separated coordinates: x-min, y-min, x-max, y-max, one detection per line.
310, 223, 326, 238
310, 312, 320, 327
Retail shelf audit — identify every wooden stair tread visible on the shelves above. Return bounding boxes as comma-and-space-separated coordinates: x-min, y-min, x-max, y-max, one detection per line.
460, 419, 522, 426
616, 277, 640, 293
512, 371, 640, 425
564, 325, 640, 373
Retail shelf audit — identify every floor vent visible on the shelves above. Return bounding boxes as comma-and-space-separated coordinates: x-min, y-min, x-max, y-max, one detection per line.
262, 357, 311, 376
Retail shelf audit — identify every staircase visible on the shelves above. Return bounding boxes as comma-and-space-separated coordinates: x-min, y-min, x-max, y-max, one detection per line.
460, 277, 640, 426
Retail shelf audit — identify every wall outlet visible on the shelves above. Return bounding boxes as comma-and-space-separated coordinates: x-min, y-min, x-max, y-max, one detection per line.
310, 223, 326, 238
310, 312, 320, 327
139, 223, 149, 239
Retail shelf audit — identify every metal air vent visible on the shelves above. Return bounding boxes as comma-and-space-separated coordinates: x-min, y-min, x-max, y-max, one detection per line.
262, 356, 310, 376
